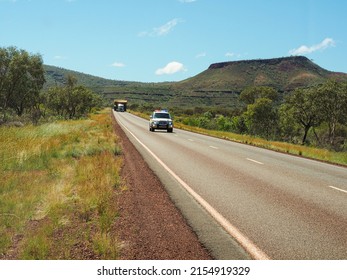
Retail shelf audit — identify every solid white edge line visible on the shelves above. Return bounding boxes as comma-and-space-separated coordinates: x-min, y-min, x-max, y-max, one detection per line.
209, 146, 219, 149
116, 115, 270, 260
328, 185, 347, 194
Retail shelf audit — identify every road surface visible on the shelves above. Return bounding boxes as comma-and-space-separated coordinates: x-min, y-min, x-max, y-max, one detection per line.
113, 111, 347, 260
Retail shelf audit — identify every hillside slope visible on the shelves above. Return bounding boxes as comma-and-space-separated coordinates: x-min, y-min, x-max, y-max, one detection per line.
176, 56, 347, 92
44, 56, 347, 108
43, 65, 138, 90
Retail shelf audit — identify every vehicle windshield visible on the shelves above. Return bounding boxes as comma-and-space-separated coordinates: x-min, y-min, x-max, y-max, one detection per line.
154, 113, 170, 119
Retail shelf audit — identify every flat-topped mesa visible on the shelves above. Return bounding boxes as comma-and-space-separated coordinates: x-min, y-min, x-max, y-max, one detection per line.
208, 56, 315, 70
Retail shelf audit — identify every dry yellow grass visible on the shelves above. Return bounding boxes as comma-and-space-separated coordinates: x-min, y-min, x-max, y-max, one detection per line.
0, 109, 123, 259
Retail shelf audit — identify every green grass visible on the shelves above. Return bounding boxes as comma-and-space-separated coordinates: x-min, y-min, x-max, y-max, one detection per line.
0, 109, 123, 259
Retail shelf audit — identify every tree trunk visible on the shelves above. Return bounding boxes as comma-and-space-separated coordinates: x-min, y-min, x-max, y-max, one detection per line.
302, 125, 310, 145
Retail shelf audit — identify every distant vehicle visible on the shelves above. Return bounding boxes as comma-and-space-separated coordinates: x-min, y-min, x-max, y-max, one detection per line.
114, 99, 127, 112
149, 110, 173, 133
117, 104, 125, 112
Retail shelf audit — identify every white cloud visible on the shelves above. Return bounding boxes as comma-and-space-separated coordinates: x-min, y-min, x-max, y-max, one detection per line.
111, 62, 125, 67
139, 18, 183, 37
289, 38, 336, 56
179, 0, 197, 3
225, 52, 243, 59
225, 52, 235, 57
155, 61, 186, 75
54, 55, 67, 60
196, 52, 206, 58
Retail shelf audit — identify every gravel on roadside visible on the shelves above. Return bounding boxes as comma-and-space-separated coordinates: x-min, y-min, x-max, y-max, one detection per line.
112, 113, 212, 260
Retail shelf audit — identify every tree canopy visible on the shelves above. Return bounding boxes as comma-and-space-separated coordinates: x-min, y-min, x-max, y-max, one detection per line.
0, 46, 45, 119
1, 47, 102, 123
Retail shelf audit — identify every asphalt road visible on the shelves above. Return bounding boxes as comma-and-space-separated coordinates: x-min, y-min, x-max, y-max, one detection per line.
114, 111, 347, 260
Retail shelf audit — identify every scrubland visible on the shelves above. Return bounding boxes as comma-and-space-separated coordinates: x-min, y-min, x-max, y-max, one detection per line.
0, 110, 122, 259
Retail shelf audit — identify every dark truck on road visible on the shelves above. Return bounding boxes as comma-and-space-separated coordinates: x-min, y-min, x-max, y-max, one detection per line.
114, 100, 127, 112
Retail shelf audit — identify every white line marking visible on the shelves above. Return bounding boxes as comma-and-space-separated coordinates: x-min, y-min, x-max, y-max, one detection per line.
246, 158, 264, 165
188, 139, 194, 142
209, 146, 219, 149
116, 116, 270, 260
328, 185, 347, 194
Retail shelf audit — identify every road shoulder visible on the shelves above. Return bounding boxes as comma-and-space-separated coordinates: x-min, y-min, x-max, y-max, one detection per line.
112, 112, 212, 260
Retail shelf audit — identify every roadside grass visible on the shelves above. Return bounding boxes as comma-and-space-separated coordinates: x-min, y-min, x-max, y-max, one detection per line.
0, 109, 123, 259
130, 110, 347, 166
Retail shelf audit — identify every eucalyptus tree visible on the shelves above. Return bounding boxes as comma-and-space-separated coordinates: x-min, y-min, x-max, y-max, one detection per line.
281, 88, 321, 145
240, 86, 279, 139
316, 79, 347, 146
0, 46, 45, 119
45, 75, 102, 119
243, 97, 278, 139
240, 86, 278, 105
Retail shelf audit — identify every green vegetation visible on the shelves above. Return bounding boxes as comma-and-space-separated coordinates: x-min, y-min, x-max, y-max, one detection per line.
0, 47, 45, 121
45, 56, 347, 111
43, 56, 347, 116
132, 110, 347, 166
1, 46, 102, 125
1, 45, 346, 260
133, 79, 347, 151
176, 56, 339, 92
0, 110, 122, 259
43, 53, 347, 156
45, 74, 103, 120
131, 79, 347, 164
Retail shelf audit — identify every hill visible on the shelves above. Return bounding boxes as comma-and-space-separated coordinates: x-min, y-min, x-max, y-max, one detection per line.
43, 56, 347, 108
43, 65, 132, 90
44, 65, 176, 107
176, 56, 347, 92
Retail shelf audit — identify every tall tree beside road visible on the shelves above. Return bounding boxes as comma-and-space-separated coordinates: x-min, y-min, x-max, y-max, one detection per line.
244, 97, 278, 139
240, 86, 279, 139
281, 88, 322, 145
316, 80, 347, 146
0, 47, 45, 119
281, 80, 347, 148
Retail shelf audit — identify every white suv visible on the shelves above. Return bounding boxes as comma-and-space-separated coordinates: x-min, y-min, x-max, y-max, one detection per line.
149, 110, 173, 133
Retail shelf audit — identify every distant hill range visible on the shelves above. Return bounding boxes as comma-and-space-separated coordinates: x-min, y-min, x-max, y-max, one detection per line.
44, 56, 347, 108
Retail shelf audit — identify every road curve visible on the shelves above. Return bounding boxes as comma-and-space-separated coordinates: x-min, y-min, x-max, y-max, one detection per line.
113, 111, 347, 260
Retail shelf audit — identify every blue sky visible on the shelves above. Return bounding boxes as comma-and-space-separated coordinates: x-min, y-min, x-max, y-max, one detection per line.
1, 0, 346, 82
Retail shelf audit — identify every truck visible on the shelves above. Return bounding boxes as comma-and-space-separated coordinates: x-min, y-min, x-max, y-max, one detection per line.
113, 99, 127, 112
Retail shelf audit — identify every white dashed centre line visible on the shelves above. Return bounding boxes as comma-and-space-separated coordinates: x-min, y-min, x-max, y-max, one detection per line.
117, 116, 270, 260
246, 158, 264, 165
209, 146, 219, 149
328, 185, 347, 194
